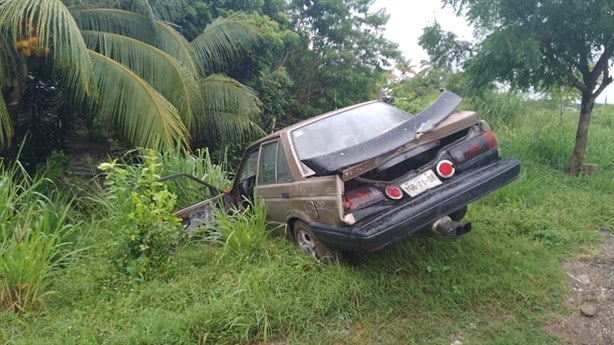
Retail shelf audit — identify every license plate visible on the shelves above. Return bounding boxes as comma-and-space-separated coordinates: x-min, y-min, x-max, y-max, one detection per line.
401, 170, 442, 197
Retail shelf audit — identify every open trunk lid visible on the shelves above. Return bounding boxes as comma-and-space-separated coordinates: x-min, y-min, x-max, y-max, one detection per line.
300, 91, 472, 180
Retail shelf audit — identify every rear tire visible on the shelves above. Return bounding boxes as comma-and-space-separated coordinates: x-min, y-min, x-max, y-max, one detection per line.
293, 220, 343, 262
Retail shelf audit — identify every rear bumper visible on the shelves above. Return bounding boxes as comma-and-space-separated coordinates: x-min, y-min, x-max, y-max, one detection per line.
308, 158, 521, 252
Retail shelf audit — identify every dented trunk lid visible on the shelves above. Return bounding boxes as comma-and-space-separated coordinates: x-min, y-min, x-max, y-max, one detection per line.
300, 91, 476, 181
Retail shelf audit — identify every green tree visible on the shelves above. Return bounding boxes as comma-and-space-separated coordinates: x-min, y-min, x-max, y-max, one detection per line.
422, 0, 613, 175
390, 67, 446, 113
0, 0, 262, 151
419, 22, 472, 71
395, 58, 417, 81
284, 0, 401, 120
84, 0, 298, 137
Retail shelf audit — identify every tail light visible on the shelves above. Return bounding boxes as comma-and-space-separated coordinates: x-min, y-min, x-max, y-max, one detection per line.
436, 160, 455, 178
343, 186, 384, 212
449, 131, 499, 165
384, 186, 403, 200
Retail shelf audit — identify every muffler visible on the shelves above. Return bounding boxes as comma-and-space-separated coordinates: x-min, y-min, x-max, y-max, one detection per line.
431, 216, 472, 237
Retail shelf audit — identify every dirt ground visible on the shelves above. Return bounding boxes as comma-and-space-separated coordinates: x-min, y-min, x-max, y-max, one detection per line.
544, 231, 613, 344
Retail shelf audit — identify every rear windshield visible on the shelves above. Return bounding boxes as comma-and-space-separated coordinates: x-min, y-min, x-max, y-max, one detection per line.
290, 102, 412, 160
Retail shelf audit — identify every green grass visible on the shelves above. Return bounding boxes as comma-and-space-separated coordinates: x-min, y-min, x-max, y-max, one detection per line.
0, 162, 80, 314
1, 101, 613, 344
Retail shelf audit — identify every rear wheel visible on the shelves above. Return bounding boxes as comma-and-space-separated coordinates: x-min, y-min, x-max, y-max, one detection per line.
293, 220, 343, 262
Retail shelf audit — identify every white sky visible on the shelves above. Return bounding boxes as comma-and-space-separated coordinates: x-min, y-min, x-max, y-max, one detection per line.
372, 0, 613, 104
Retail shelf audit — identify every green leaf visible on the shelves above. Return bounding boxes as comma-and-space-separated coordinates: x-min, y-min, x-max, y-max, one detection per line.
81, 30, 203, 130
199, 74, 263, 145
88, 50, 190, 150
191, 14, 261, 73
71, 8, 199, 75
0, 94, 13, 149
0, 0, 93, 96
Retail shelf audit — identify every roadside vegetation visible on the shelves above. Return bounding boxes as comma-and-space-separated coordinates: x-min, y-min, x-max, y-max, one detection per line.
1, 100, 612, 344
0, 0, 612, 343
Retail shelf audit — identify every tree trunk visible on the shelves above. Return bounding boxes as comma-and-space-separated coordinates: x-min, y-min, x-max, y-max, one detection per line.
568, 92, 595, 175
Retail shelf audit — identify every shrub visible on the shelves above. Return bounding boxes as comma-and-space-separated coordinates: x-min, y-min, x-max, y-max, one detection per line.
97, 150, 182, 279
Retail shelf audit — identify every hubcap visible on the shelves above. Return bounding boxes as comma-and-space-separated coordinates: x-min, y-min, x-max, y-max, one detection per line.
297, 229, 318, 259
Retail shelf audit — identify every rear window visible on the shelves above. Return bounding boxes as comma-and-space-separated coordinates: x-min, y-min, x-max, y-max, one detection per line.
290, 102, 411, 160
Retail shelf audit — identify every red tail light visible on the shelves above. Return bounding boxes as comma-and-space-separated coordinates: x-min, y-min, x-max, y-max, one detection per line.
436, 160, 455, 178
484, 131, 498, 149
343, 186, 384, 212
385, 186, 403, 200
450, 131, 499, 164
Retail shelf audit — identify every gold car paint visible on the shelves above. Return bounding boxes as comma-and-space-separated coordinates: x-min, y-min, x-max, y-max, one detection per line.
252, 110, 480, 232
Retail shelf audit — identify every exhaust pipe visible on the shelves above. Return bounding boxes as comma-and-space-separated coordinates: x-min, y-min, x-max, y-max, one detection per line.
431, 216, 472, 238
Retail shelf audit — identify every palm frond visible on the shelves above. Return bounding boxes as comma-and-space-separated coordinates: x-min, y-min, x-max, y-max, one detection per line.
81, 30, 202, 130
191, 14, 261, 73
88, 50, 190, 150
0, 32, 27, 91
154, 21, 201, 75
0, 94, 13, 149
0, 0, 93, 95
71, 8, 198, 74
197, 74, 263, 145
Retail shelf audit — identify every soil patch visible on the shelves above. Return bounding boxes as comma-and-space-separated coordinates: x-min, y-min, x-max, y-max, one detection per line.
544, 231, 613, 344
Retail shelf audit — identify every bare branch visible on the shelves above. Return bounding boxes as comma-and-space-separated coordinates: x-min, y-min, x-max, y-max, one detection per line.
544, 43, 590, 93
594, 64, 612, 97
589, 45, 611, 86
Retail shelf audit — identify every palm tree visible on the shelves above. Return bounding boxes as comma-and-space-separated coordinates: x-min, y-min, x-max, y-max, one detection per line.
395, 58, 417, 81
0, 0, 263, 151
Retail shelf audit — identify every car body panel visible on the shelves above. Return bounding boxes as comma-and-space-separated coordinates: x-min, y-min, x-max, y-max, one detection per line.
307, 157, 521, 251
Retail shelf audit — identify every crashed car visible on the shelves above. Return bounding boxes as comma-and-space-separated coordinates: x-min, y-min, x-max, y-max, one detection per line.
174, 90, 520, 260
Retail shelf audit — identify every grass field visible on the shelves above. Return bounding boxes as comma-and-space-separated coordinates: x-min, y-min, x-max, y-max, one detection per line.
1, 101, 612, 344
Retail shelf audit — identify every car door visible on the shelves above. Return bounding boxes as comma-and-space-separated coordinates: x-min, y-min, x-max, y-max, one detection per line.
232, 148, 260, 206
255, 139, 293, 224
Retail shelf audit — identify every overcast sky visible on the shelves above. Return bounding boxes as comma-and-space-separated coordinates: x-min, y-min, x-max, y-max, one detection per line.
372, 0, 613, 103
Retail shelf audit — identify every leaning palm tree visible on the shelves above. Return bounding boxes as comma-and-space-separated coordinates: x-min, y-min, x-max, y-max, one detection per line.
0, 0, 262, 151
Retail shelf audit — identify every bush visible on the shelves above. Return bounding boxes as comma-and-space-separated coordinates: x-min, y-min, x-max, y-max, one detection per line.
97, 150, 183, 279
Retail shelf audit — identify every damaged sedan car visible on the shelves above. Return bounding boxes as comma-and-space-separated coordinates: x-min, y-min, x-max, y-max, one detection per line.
174, 90, 521, 260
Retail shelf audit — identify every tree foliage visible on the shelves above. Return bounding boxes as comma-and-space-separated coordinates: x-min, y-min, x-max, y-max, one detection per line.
422, 0, 613, 175
1, 0, 403, 155
0, 0, 263, 152
282, 0, 400, 122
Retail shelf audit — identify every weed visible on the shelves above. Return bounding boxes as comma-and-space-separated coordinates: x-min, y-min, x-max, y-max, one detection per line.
213, 199, 269, 259
0, 162, 78, 313
466, 90, 525, 125
158, 148, 232, 209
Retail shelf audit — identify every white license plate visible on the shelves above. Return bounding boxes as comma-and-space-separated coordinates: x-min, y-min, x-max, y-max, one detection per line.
401, 170, 442, 197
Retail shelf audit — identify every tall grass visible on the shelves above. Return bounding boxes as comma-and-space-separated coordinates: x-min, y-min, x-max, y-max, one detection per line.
213, 199, 269, 259
159, 148, 233, 209
464, 90, 526, 126
0, 162, 78, 313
